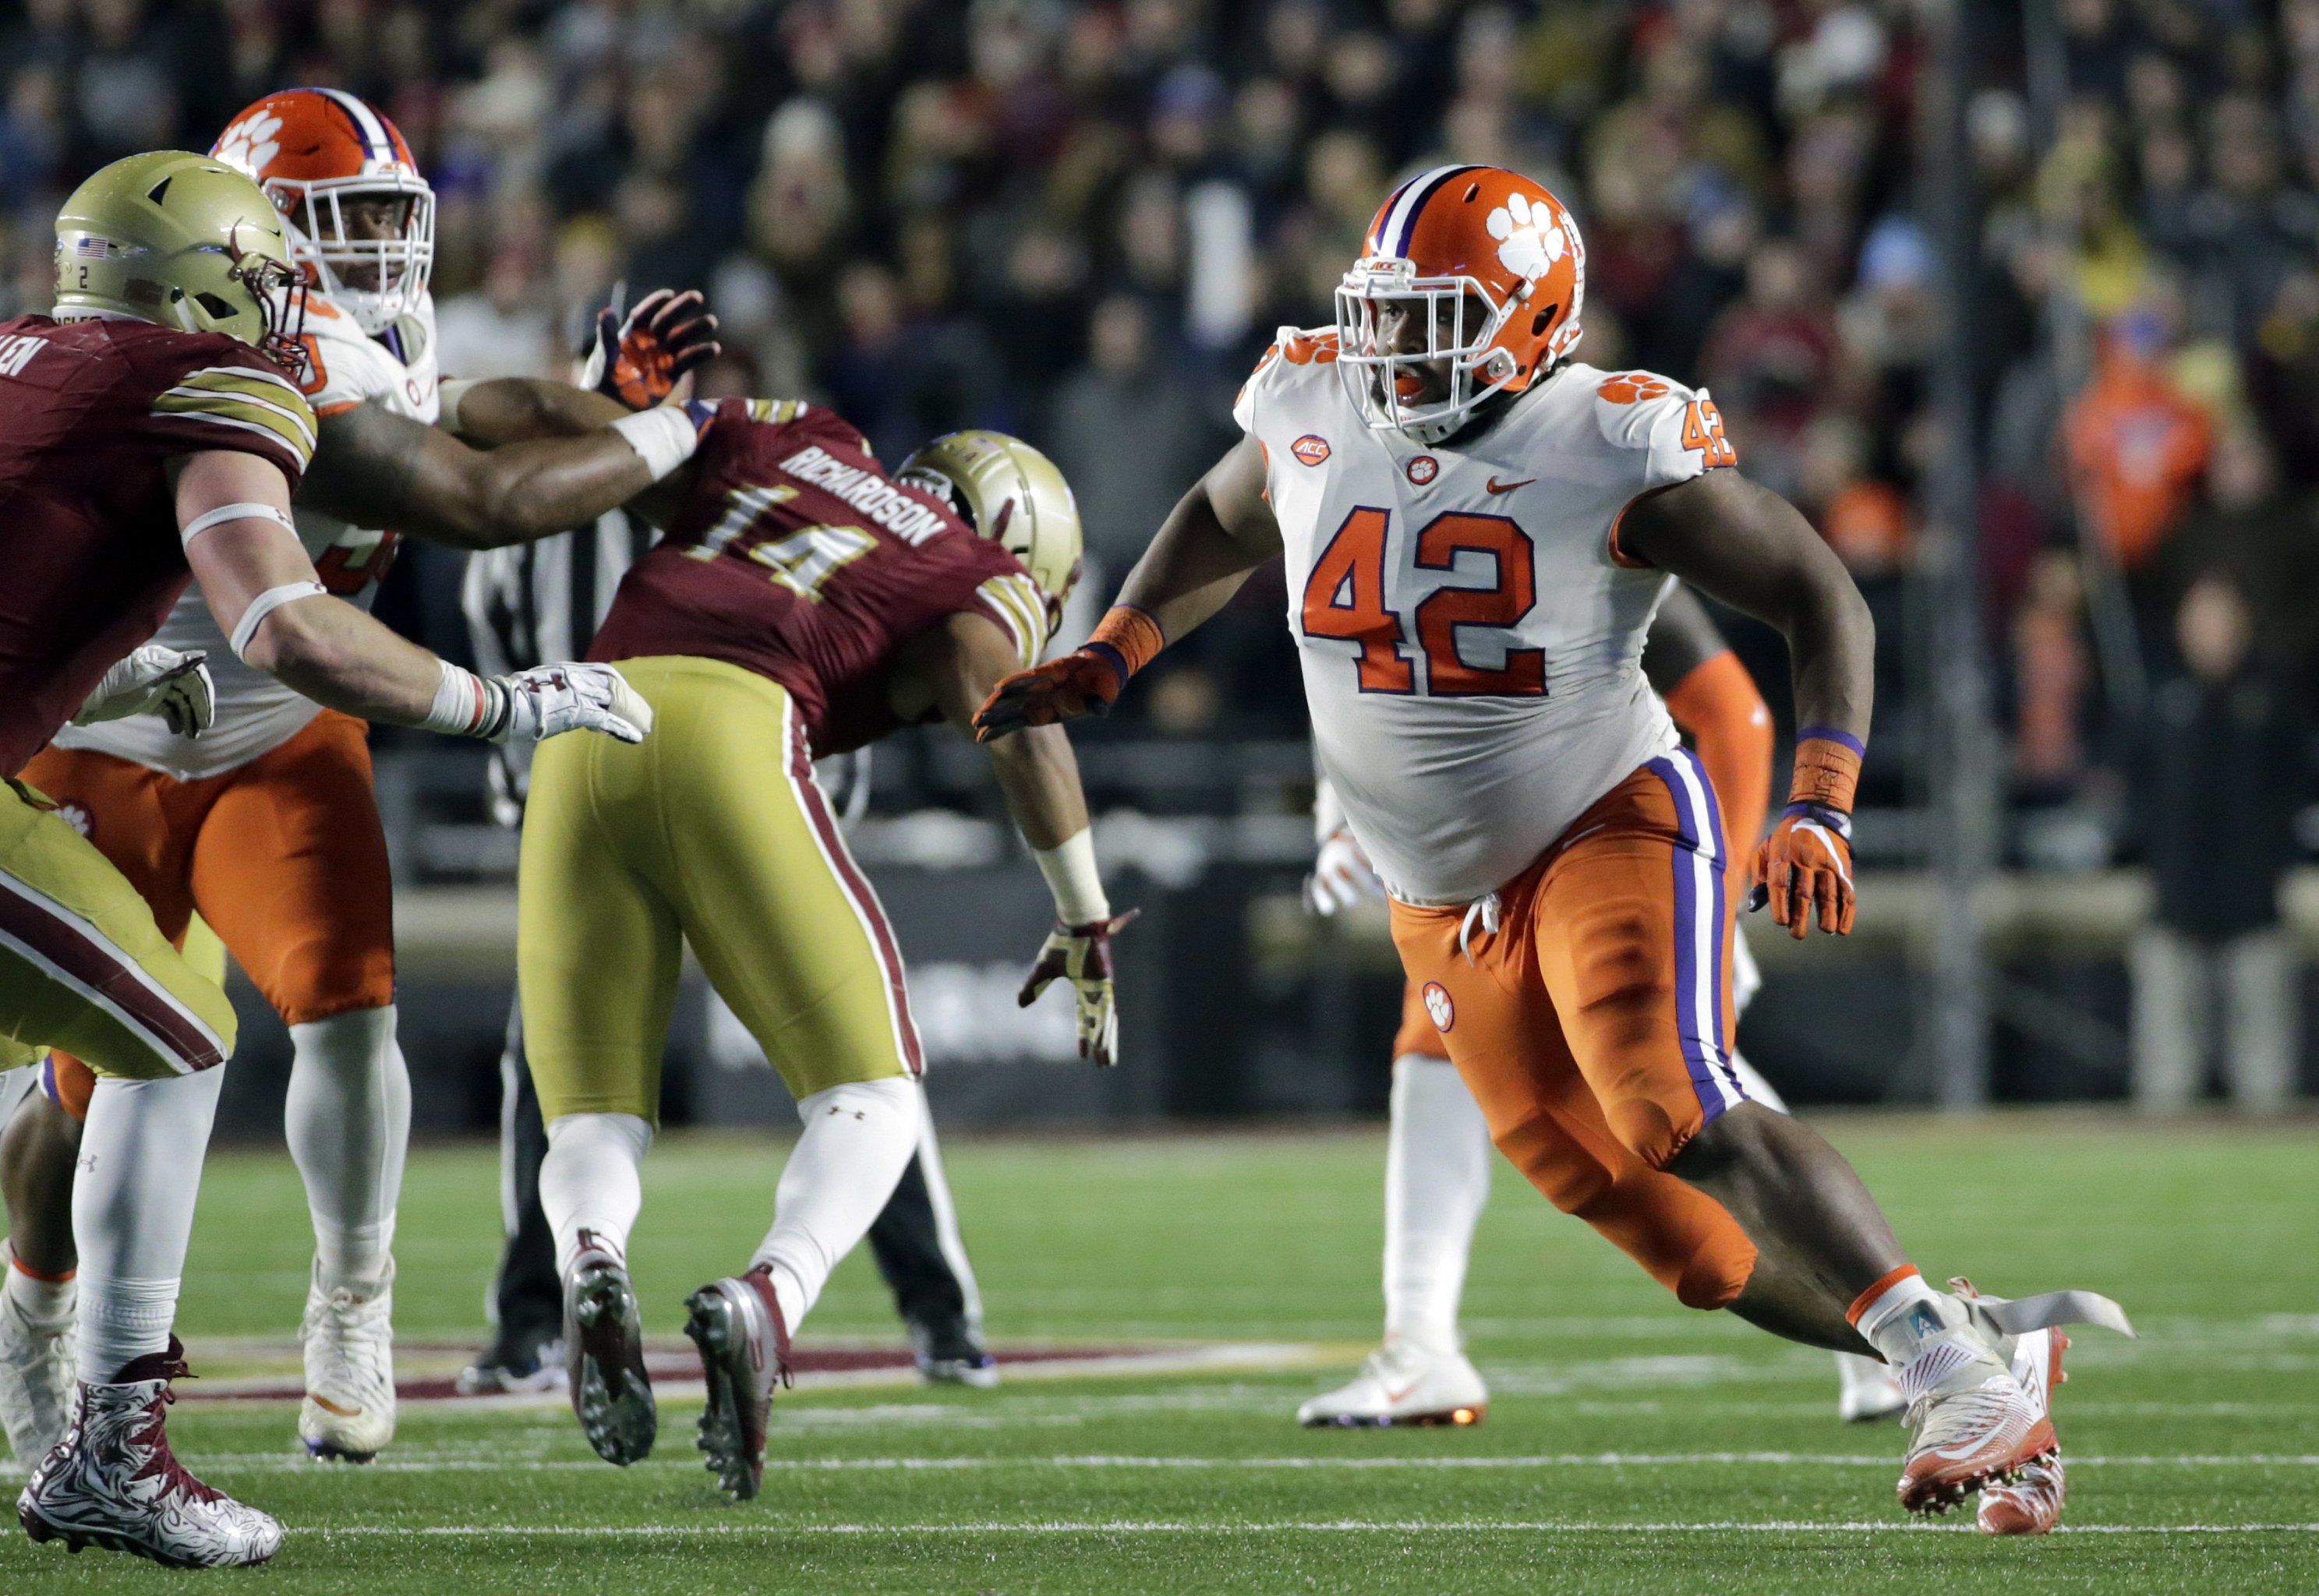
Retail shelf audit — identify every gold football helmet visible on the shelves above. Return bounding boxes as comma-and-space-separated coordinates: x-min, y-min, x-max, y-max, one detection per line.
899, 430, 1083, 637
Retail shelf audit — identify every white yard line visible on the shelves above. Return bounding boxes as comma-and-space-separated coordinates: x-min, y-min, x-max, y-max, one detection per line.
300, 1520, 2319, 1537
11, 1450, 2315, 1482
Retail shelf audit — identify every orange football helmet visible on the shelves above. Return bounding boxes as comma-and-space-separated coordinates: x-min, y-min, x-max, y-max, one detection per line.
1335, 164, 1586, 441
211, 87, 433, 335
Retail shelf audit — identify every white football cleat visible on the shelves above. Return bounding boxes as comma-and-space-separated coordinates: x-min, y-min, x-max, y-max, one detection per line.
1893, 1294, 2049, 1515
299, 1259, 397, 1463
0, 1248, 76, 1463
1297, 1336, 1486, 1428
17, 1338, 282, 1569
1835, 1351, 1906, 1424
1977, 1301, 2071, 1535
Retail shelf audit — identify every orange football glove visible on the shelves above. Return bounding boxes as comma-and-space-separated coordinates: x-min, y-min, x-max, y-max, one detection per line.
1748, 729, 1861, 938
973, 606, 1165, 741
582, 287, 722, 410
974, 651, 1126, 739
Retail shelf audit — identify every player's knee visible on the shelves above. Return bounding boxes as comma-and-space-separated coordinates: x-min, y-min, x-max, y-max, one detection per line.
260, 946, 395, 1029
1603, 1096, 1688, 1171
1674, 1228, 1758, 1311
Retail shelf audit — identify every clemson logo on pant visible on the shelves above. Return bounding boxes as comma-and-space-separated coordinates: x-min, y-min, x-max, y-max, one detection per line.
1422, 981, 1454, 1033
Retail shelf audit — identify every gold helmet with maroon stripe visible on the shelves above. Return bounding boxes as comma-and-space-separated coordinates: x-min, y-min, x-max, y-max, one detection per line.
1335, 164, 1586, 443
54, 150, 308, 373
211, 87, 433, 336
897, 431, 1083, 640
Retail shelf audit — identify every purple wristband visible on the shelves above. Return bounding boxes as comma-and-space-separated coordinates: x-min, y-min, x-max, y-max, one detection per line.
1794, 725, 1866, 758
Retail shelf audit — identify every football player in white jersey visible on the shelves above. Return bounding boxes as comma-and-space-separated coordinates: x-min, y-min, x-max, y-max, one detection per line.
1296, 584, 1907, 1429
981, 164, 2128, 1534
0, 90, 720, 1474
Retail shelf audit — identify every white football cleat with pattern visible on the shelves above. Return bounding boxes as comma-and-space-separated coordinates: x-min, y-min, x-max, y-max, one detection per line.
1297, 1337, 1487, 1428
16, 1338, 281, 1569
1893, 1294, 2049, 1515
299, 1259, 397, 1462
1975, 1291, 2072, 1535
0, 1248, 76, 1464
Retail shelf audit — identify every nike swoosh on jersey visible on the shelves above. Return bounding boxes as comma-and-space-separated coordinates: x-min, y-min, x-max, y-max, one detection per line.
1485, 476, 1536, 494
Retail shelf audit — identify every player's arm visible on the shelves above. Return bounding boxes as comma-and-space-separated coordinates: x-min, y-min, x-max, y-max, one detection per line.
175, 448, 650, 747
1642, 583, 1774, 864
898, 611, 1133, 1067
297, 396, 698, 551
1619, 469, 1872, 937
972, 437, 1279, 740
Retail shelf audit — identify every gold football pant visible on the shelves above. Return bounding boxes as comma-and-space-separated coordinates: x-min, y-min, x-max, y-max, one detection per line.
0, 778, 236, 1080
518, 656, 921, 1125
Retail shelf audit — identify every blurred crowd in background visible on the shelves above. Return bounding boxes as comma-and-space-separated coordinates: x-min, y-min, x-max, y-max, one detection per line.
2, 0, 2317, 863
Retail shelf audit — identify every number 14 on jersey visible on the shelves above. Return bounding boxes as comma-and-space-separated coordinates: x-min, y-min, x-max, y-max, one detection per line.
1299, 507, 1547, 697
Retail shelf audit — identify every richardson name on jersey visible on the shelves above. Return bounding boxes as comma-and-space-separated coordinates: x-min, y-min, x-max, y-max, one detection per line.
780, 445, 945, 546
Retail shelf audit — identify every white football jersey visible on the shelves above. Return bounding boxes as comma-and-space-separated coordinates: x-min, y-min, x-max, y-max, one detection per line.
56, 291, 440, 779
1239, 330, 1734, 906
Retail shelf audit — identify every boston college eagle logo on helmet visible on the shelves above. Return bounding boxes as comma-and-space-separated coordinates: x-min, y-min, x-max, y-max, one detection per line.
213, 87, 434, 337
1334, 165, 1587, 443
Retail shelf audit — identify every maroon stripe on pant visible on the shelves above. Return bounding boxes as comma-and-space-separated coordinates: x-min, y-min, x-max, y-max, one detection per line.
0, 877, 222, 1072
785, 714, 925, 1078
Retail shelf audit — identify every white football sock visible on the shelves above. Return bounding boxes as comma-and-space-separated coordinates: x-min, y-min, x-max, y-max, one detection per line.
2, 1247, 74, 1325
539, 1112, 653, 1275
1856, 1269, 1950, 1366
72, 1069, 223, 1382
1382, 1054, 1493, 1353
284, 1005, 410, 1286
751, 1076, 920, 1333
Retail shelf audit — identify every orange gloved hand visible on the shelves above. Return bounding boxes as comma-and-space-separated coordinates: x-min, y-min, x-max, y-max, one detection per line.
973, 606, 1165, 741
1748, 728, 1861, 938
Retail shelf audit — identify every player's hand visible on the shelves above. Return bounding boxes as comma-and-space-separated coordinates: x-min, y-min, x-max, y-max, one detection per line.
578, 288, 721, 410
1306, 827, 1384, 916
973, 652, 1123, 741
1748, 802, 1854, 937
73, 645, 214, 738
1019, 910, 1139, 1068
492, 663, 655, 747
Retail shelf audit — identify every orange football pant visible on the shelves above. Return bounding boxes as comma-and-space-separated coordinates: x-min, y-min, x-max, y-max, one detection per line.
1388, 750, 1758, 1310
20, 709, 395, 1122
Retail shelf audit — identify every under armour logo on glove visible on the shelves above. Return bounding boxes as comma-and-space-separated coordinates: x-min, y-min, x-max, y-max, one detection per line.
1018, 911, 1139, 1068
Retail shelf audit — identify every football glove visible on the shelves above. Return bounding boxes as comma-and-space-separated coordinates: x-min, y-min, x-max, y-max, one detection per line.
1306, 827, 1384, 916
578, 287, 722, 411
1019, 910, 1138, 1068
974, 651, 1125, 740
73, 645, 214, 738
1749, 801, 1854, 938
491, 662, 654, 747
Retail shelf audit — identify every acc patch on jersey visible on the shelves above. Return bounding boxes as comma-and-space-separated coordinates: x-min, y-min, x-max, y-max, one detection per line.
1422, 981, 1455, 1033
1291, 434, 1331, 467
1405, 454, 1438, 486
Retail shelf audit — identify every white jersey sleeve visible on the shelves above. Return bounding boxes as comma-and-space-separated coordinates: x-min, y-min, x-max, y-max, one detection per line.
1590, 371, 1736, 562
53, 293, 442, 779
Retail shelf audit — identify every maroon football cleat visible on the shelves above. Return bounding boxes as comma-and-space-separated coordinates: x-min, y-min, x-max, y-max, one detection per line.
684, 1265, 791, 1500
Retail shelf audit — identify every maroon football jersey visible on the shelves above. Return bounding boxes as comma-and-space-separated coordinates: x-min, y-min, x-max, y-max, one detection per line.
589, 399, 1048, 754
0, 315, 316, 775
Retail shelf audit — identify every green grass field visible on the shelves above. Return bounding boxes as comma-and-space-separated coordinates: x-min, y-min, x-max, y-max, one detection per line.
2, 1114, 2314, 1594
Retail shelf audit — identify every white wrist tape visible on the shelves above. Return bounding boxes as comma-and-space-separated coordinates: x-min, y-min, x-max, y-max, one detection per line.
228, 581, 327, 661
436, 376, 481, 435
420, 660, 504, 738
181, 501, 297, 547
1033, 829, 1110, 926
609, 405, 700, 482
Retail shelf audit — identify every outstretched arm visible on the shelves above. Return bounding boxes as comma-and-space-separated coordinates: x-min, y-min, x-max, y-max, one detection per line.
1621, 469, 1872, 937
973, 437, 1278, 739
178, 449, 650, 747
900, 612, 1130, 1066
297, 395, 696, 551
